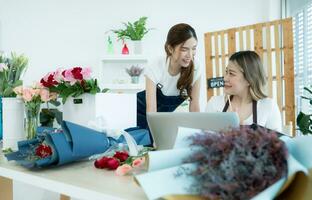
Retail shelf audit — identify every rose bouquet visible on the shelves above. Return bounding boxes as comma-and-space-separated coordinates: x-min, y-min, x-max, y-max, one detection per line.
40, 67, 100, 104
5, 121, 152, 169
0, 52, 28, 97
94, 148, 150, 176
13, 84, 58, 139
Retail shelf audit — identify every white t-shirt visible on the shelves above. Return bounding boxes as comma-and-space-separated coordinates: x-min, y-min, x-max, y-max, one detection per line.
144, 57, 201, 96
205, 95, 282, 132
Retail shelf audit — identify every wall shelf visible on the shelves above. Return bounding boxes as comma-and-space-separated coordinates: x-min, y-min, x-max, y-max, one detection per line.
102, 55, 148, 62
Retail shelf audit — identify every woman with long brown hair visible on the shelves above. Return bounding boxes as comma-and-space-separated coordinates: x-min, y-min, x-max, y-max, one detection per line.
206, 51, 282, 131
137, 23, 201, 131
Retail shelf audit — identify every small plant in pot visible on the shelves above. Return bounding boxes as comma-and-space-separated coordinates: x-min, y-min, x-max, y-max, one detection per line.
112, 17, 152, 54
125, 65, 144, 84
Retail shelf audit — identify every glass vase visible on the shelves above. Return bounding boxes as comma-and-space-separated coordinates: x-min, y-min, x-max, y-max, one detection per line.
131, 76, 139, 84
25, 102, 41, 139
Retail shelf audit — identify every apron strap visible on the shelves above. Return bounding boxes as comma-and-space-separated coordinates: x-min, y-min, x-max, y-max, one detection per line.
252, 100, 257, 124
222, 96, 257, 124
222, 95, 233, 112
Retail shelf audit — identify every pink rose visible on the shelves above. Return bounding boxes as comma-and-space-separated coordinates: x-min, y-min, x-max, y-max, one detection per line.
132, 157, 145, 168
115, 164, 132, 176
32, 88, 41, 96
63, 69, 77, 85
49, 92, 58, 100
53, 68, 64, 83
81, 67, 92, 80
40, 89, 50, 102
22, 88, 33, 102
13, 86, 23, 96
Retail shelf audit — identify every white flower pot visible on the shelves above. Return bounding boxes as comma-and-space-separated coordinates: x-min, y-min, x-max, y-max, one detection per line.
63, 94, 96, 127
132, 40, 142, 55
62, 93, 137, 130
2, 97, 25, 150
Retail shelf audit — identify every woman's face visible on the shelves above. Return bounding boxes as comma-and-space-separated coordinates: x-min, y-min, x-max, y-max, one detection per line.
169, 37, 197, 68
224, 61, 250, 96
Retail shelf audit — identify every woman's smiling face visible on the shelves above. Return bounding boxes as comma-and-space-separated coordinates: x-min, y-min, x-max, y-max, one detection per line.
224, 61, 250, 96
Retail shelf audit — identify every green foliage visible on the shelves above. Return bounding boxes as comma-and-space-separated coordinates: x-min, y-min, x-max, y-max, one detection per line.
40, 108, 63, 127
112, 17, 151, 41
2, 148, 13, 154
49, 79, 101, 104
297, 86, 312, 135
0, 52, 28, 97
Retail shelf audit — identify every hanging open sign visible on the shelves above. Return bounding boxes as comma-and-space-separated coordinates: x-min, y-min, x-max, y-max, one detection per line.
207, 77, 225, 89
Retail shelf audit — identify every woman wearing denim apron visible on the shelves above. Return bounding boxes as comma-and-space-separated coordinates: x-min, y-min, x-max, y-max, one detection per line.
137, 23, 201, 138
206, 51, 282, 132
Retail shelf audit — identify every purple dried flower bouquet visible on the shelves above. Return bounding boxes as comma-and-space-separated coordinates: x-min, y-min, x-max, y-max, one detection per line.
185, 126, 288, 200
125, 65, 144, 77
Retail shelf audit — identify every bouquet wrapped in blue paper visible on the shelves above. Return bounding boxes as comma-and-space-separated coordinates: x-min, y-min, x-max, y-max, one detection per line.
5, 121, 151, 168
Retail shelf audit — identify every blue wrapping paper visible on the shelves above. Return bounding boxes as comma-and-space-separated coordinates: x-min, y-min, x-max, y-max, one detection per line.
5, 121, 151, 168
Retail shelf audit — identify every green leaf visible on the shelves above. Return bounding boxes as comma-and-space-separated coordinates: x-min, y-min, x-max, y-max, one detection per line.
297, 112, 312, 135
111, 16, 151, 40
101, 88, 110, 93
304, 87, 312, 95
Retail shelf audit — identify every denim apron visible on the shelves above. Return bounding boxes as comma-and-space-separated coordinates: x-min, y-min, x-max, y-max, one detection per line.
137, 83, 185, 130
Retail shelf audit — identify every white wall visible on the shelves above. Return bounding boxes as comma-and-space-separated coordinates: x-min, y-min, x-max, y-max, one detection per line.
0, 0, 280, 110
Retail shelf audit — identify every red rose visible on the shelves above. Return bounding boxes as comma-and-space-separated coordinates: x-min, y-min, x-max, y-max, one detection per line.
113, 151, 129, 162
106, 157, 120, 170
40, 73, 58, 88
94, 157, 120, 170
94, 157, 110, 169
35, 144, 52, 158
71, 67, 83, 80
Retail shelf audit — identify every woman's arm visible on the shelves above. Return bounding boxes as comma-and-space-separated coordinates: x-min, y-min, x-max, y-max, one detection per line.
145, 76, 157, 112
189, 78, 201, 112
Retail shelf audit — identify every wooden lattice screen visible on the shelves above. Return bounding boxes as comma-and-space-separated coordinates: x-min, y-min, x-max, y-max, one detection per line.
204, 18, 295, 135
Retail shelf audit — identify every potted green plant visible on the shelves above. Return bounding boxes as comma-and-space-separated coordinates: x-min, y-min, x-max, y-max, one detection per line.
112, 16, 152, 54
0, 52, 28, 148
297, 86, 312, 135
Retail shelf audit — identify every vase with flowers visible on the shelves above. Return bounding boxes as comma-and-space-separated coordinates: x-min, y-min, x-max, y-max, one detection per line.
0, 52, 28, 147
126, 65, 144, 84
13, 84, 57, 139
40, 67, 101, 126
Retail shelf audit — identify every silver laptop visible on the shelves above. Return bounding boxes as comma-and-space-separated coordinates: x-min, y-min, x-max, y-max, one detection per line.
147, 112, 239, 150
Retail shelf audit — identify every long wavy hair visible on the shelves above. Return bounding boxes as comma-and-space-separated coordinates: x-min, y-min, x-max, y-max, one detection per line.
164, 23, 197, 99
229, 51, 267, 101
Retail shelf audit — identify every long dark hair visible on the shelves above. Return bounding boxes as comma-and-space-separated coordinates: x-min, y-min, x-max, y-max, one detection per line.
229, 51, 267, 100
164, 23, 197, 99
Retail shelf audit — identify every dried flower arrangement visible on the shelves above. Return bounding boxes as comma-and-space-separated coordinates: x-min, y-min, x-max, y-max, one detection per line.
125, 65, 144, 77
181, 126, 288, 200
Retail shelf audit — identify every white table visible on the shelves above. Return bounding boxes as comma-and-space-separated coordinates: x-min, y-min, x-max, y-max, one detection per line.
0, 154, 148, 200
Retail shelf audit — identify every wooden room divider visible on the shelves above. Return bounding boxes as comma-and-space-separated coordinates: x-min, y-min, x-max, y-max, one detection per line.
204, 18, 295, 135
